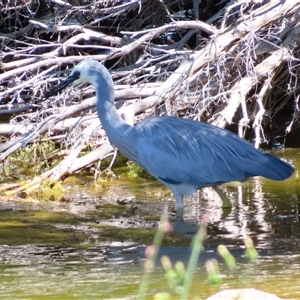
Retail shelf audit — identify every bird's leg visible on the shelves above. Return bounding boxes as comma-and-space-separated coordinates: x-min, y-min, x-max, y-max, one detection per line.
174, 193, 184, 220
213, 186, 232, 207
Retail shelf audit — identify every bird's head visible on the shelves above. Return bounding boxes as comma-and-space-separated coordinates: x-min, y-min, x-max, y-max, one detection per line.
44, 59, 109, 99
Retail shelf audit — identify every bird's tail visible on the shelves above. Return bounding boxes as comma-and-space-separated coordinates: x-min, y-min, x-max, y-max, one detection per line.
259, 153, 294, 180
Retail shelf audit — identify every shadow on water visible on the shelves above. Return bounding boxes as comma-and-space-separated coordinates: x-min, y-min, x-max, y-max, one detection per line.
0, 149, 298, 299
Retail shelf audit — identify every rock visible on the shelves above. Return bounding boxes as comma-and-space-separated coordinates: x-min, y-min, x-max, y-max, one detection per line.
206, 288, 284, 300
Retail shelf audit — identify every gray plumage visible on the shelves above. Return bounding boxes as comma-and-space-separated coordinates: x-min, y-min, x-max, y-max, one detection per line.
45, 59, 294, 213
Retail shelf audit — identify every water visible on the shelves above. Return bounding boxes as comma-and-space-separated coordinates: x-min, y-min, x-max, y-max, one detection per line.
0, 150, 298, 299
1, 244, 300, 299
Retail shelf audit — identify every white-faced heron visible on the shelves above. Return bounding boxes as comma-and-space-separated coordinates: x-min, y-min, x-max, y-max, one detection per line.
45, 59, 294, 217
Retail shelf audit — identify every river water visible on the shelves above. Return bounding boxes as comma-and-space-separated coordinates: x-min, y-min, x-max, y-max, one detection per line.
0, 149, 298, 299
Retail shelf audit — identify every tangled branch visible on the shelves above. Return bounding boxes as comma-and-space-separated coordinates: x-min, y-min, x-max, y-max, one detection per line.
0, 0, 299, 195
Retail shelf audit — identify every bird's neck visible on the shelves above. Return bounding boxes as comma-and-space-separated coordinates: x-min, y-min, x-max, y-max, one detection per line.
96, 93, 133, 149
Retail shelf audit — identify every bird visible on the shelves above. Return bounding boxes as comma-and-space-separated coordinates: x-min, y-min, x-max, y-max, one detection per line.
45, 59, 294, 218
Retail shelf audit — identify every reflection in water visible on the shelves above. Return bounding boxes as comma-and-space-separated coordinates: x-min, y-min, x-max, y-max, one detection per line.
194, 175, 297, 251
0, 151, 298, 299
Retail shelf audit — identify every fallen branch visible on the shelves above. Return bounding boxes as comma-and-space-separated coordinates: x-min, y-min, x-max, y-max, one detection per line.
0, 0, 298, 195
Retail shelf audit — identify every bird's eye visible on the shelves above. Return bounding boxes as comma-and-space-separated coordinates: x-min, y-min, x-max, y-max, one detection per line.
72, 70, 80, 79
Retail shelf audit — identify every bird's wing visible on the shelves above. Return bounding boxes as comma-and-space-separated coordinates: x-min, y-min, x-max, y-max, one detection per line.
131, 116, 291, 186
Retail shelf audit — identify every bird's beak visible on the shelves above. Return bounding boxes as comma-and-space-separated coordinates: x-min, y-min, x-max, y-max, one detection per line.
44, 72, 80, 99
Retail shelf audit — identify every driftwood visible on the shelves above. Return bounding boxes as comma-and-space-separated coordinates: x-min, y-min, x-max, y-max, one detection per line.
0, 0, 299, 195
